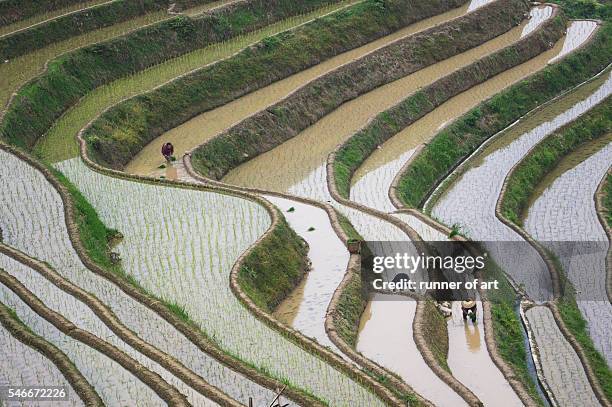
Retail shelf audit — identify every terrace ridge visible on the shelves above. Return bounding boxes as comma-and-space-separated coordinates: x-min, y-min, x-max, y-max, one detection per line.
0, 300, 104, 407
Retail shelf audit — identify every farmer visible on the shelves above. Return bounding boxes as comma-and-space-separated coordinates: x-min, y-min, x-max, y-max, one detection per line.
461, 299, 477, 323
161, 142, 174, 162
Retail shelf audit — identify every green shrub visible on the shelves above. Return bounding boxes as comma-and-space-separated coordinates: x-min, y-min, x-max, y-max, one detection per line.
0, 0, 168, 60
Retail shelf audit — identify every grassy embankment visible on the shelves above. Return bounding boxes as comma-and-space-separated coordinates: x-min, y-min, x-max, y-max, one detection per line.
0, 0, 168, 60
78, 0, 467, 168
604, 173, 612, 228
331, 11, 565, 198
189, 0, 529, 181
0, 0, 340, 151
0, 0, 90, 26
389, 2, 610, 404
238, 218, 309, 313
396, 23, 612, 209
498, 99, 612, 401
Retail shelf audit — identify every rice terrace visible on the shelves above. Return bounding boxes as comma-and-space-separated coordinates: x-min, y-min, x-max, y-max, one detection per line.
0, 0, 611, 405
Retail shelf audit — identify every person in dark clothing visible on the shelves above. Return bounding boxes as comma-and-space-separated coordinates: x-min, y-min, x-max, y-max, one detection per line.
161, 142, 174, 162
461, 299, 477, 323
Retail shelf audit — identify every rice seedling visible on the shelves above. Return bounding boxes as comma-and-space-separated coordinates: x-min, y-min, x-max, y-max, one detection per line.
0, 281, 164, 406
0, 253, 220, 406
55, 157, 385, 406
0, 149, 285, 406
0, 314, 84, 406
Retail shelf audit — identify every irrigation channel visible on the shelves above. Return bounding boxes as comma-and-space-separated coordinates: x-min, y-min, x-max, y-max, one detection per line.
429, 70, 612, 406
157, 4, 594, 407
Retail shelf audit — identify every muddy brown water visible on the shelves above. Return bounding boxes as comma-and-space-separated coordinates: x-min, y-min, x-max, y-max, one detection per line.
127, 1, 485, 176
356, 294, 468, 406
352, 19, 594, 197
446, 301, 522, 406
222, 14, 538, 191
266, 195, 349, 354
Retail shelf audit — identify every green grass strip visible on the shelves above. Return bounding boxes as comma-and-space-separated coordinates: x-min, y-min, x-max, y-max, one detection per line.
500, 98, 611, 224
82, 0, 466, 169
0, 0, 339, 151
605, 173, 612, 228
238, 218, 308, 313
557, 295, 612, 400
396, 21, 612, 208
0, 0, 168, 60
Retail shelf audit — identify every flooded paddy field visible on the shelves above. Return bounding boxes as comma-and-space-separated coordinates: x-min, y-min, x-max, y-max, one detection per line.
524, 140, 612, 363
0, 271, 165, 406
128, 0, 500, 176
351, 18, 595, 215
36, 1, 356, 163
428, 72, 612, 405
431, 72, 612, 300
55, 158, 383, 406
1, 0, 610, 404
222, 4, 546, 193
183, 3, 569, 403
0, 148, 284, 406
0, 319, 85, 406
0, 252, 218, 406
206, 2, 562, 404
